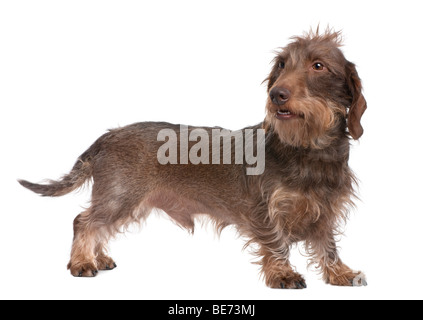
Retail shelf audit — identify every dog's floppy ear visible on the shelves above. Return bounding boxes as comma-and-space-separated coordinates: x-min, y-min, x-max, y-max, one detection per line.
346, 61, 367, 140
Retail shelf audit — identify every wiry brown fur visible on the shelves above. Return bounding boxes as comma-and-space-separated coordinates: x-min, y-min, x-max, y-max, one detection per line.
19, 28, 367, 288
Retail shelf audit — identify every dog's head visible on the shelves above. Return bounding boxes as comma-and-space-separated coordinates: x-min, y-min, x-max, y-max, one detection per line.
264, 29, 367, 148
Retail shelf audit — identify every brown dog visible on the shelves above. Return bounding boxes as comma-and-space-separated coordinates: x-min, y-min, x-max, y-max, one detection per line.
19, 29, 367, 288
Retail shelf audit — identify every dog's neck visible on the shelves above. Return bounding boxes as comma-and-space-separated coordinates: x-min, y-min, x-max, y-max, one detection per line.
260, 124, 352, 192
264, 127, 350, 162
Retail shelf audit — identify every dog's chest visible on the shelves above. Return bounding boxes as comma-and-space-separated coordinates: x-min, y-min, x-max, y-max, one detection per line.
261, 153, 353, 238
266, 185, 349, 240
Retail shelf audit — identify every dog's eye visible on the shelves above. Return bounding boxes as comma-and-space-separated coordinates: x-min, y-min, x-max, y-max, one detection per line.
312, 62, 325, 71
278, 61, 285, 69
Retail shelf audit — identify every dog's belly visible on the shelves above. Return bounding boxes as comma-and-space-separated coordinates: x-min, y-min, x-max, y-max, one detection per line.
144, 189, 238, 232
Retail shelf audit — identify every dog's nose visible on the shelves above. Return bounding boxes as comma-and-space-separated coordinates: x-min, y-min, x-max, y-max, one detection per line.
269, 87, 291, 105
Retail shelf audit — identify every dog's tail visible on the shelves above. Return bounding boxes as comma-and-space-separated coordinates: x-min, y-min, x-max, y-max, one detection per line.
18, 141, 101, 197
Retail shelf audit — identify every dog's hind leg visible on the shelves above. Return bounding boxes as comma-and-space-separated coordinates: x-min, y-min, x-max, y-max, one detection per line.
94, 239, 117, 271
67, 209, 104, 277
67, 195, 152, 277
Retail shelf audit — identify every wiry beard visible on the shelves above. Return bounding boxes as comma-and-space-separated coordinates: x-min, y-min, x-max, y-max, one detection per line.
264, 92, 346, 149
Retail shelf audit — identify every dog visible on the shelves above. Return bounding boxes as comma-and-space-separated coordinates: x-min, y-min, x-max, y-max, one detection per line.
19, 28, 367, 289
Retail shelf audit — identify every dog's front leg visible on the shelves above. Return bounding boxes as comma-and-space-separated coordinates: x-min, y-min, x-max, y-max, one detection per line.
306, 229, 367, 287
259, 251, 307, 289
253, 236, 306, 289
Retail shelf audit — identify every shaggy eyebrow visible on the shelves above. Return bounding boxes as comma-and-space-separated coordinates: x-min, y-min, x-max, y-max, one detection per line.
275, 54, 287, 63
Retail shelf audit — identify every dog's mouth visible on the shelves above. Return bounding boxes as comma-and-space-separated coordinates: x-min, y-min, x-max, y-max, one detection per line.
275, 109, 300, 120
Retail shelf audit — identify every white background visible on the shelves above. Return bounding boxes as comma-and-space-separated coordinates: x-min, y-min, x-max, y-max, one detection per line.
1, 0, 422, 300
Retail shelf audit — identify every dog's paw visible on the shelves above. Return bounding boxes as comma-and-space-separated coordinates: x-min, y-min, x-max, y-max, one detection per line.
327, 270, 367, 287
68, 261, 99, 277
268, 272, 307, 289
280, 279, 307, 289
351, 271, 367, 287
96, 254, 117, 271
